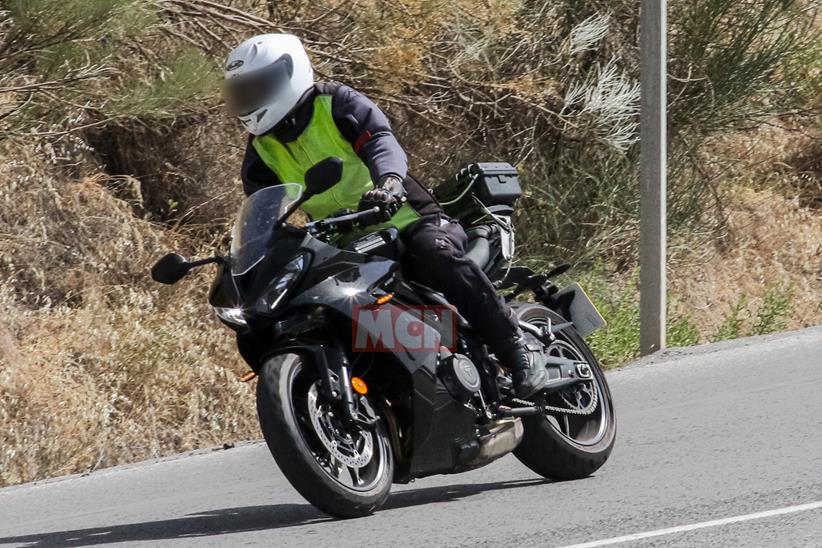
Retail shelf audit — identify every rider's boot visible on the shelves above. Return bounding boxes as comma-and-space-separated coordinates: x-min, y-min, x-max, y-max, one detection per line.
495, 334, 549, 399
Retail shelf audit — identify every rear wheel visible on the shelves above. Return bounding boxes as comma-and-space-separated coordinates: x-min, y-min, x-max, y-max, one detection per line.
512, 304, 616, 480
256, 353, 393, 518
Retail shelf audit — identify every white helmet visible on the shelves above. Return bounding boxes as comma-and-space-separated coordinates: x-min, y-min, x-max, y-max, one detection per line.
223, 34, 314, 135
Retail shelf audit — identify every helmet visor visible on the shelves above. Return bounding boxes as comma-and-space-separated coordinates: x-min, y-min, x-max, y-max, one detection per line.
223, 54, 294, 116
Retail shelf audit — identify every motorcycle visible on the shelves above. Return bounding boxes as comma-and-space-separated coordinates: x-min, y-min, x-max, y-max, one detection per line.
151, 157, 616, 518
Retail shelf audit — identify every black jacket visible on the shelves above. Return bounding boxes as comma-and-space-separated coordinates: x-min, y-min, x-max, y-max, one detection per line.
241, 82, 441, 217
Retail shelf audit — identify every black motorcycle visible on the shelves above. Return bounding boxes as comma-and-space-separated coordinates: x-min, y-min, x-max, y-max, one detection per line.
152, 157, 616, 518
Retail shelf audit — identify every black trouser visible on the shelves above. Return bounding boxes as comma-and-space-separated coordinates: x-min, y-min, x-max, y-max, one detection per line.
401, 214, 519, 351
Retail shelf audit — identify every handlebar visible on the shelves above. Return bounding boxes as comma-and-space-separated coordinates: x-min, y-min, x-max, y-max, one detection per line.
306, 206, 382, 234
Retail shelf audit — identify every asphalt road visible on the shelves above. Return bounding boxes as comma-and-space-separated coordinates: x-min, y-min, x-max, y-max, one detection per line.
1, 327, 821, 547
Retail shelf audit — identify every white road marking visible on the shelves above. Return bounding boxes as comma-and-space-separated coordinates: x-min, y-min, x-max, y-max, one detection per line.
558, 500, 822, 548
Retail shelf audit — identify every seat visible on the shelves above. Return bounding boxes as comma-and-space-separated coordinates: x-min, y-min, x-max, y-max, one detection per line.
464, 225, 494, 271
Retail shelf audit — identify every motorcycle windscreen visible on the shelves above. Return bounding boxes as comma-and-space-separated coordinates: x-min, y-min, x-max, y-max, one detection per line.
230, 183, 303, 275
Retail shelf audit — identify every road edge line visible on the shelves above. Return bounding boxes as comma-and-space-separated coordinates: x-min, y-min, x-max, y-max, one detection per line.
556, 500, 822, 548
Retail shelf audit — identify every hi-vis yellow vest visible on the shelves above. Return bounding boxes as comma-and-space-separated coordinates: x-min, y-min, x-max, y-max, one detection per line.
252, 94, 419, 232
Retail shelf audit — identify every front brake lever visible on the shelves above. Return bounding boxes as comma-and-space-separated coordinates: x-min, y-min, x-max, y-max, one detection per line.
353, 206, 386, 228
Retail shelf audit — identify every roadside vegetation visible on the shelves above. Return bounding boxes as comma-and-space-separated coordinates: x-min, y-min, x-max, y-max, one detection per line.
0, 0, 819, 486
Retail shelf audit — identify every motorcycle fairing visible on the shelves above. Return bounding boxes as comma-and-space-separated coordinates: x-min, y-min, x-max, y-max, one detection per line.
286, 241, 478, 479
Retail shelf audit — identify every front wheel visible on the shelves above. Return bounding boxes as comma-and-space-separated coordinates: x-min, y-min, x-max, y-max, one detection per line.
256, 353, 393, 518
513, 305, 616, 480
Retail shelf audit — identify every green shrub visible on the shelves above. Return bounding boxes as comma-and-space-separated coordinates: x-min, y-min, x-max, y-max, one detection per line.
750, 283, 794, 336
712, 295, 750, 342
668, 312, 700, 347
111, 51, 221, 118
711, 283, 795, 341
0, 0, 212, 136
571, 268, 701, 368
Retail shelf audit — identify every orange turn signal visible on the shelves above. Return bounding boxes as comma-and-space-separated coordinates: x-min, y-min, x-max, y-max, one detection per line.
351, 376, 368, 395
374, 293, 394, 305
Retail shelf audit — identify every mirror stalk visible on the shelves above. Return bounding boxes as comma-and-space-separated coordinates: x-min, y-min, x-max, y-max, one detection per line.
269, 157, 344, 237
271, 195, 309, 235
151, 253, 225, 285
187, 256, 226, 268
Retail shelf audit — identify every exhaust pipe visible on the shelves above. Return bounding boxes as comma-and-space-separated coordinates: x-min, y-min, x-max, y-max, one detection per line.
465, 418, 524, 469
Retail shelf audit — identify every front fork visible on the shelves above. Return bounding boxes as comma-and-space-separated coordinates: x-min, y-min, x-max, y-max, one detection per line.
301, 338, 378, 430
240, 318, 378, 431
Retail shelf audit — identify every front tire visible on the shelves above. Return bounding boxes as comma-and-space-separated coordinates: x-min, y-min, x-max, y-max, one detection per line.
256, 353, 393, 518
513, 305, 616, 480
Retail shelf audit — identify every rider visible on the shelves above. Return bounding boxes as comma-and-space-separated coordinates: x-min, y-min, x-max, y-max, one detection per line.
223, 34, 548, 398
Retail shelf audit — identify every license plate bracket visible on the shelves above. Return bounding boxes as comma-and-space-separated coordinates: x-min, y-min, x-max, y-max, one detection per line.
554, 282, 606, 338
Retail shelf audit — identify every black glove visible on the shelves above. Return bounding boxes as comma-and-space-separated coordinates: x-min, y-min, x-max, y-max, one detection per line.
357, 175, 406, 226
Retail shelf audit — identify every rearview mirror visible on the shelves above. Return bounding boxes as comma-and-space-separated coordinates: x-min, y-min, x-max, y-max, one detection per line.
151, 253, 191, 285
304, 157, 343, 197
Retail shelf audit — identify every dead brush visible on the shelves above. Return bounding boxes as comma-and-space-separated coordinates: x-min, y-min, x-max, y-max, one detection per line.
669, 184, 822, 336
0, 171, 163, 304
0, 140, 257, 487
0, 280, 257, 486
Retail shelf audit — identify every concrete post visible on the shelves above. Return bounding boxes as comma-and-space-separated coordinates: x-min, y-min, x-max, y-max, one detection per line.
639, 0, 667, 355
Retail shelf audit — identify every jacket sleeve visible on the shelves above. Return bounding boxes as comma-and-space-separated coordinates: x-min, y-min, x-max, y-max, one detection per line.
241, 136, 282, 196
330, 84, 408, 185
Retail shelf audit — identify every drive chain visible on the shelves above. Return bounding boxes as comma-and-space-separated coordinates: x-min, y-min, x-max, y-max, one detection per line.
511, 379, 599, 416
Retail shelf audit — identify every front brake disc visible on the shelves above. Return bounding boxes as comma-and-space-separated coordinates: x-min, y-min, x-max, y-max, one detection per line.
307, 384, 374, 468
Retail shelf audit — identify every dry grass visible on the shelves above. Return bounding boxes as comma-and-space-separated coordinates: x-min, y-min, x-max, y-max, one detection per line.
670, 184, 822, 335
0, 286, 257, 486
569, 181, 820, 368
666, 116, 822, 335
0, 140, 257, 487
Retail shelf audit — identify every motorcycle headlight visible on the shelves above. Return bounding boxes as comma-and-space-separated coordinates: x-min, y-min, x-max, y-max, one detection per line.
214, 306, 247, 327
260, 253, 307, 313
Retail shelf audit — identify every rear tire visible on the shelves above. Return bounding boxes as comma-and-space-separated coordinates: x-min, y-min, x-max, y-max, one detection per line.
513, 305, 616, 480
256, 353, 393, 518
